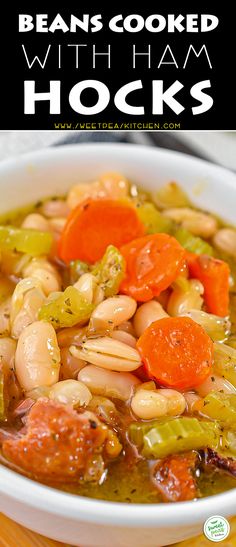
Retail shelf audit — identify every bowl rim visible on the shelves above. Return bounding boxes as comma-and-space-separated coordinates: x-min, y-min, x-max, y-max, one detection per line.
0, 142, 236, 526
0, 141, 236, 182
1, 464, 236, 526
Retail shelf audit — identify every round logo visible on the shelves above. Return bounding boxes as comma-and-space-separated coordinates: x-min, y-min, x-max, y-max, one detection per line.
203, 515, 230, 542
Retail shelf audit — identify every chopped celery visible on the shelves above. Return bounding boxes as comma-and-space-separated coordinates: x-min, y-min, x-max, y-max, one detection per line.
175, 227, 214, 256
213, 342, 236, 387
129, 420, 165, 448
70, 259, 89, 283
155, 182, 190, 210
136, 202, 174, 234
0, 226, 52, 256
129, 417, 220, 458
203, 392, 236, 426
38, 286, 94, 328
222, 430, 236, 455
92, 245, 125, 297
184, 310, 230, 342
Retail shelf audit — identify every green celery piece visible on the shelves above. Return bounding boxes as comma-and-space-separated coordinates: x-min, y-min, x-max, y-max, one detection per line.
136, 202, 174, 234
0, 226, 53, 256
218, 367, 236, 387
92, 245, 125, 297
129, 417, 220, 459
69, 259, 89, 283
222, 430, 236, 455
129, 420, 165, 448
213, 343, 236, 387
214, 364, 236, 388
203, 392, 236, 426
175, 227, 214, 256
38, 286, 94, 328
185, 310, 230, 342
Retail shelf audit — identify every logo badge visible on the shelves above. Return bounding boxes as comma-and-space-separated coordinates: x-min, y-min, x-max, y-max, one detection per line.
203, 515, 230, 542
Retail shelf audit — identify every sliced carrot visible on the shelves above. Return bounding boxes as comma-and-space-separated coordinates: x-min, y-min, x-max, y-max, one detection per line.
58, 199, 145, 264
187, 254, 230, 317
119, 234, 186, 301
137, 316, 213, 389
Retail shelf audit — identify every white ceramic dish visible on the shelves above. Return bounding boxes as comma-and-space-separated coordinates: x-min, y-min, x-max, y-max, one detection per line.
0, 143, 236, 547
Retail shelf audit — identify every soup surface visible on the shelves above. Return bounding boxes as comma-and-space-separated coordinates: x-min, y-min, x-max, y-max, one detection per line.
1, 172, 236, 503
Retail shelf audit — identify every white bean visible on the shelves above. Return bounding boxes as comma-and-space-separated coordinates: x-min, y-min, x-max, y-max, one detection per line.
74, 273, 104, 305
67, 173, 129, 210
60, 347, 86, 379
49, 217, 67, 233
21, 213, 51, 232
15, 320, 60, 391
49, 379, 92, 407
111, 330, 137, 348
163, 207, 218, 238
213, 228, 236, 257
27, 385, 50, 400
88, 395, 117, 421
23, 258, 61, 296
57, 326, 86, 348
11, 282, 46, 339
71, 336, 141, 372
156, 388, 186, 416
41, 199, 70, 218
154, 181, 190, 210
131, 388, 186, 419
196, 373, 236, 397
167, 279, 204, 316
78, 364, 140, 401
67, 182, 98, 209
183, 392, 202, 412
117, 321, 136, 336
98, 172, 129, 199
0, 337, 16, 374
133, 301, 168, 337
10, 278, 41, 320
131, 389, 168, 419
90, 295, 137, 333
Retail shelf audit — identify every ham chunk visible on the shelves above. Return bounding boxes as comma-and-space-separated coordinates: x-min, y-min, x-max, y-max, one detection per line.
3, 399, 107, 481
151, 452, 199, 502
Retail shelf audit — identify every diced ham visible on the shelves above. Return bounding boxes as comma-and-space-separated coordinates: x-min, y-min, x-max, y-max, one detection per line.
2, 399, 107, 481
151, 452, 199, 502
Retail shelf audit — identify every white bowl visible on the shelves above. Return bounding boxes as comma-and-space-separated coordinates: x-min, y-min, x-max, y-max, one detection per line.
0, 143, 236, 547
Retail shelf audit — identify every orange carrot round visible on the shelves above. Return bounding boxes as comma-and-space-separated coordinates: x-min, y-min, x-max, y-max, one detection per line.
120, 234, 186, 301
188, 254, 230, 317
137, 316, 213, 389
58, 199, 145, 264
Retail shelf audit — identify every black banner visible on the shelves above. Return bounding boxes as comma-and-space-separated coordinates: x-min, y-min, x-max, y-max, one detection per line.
0, 6, 233, 130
